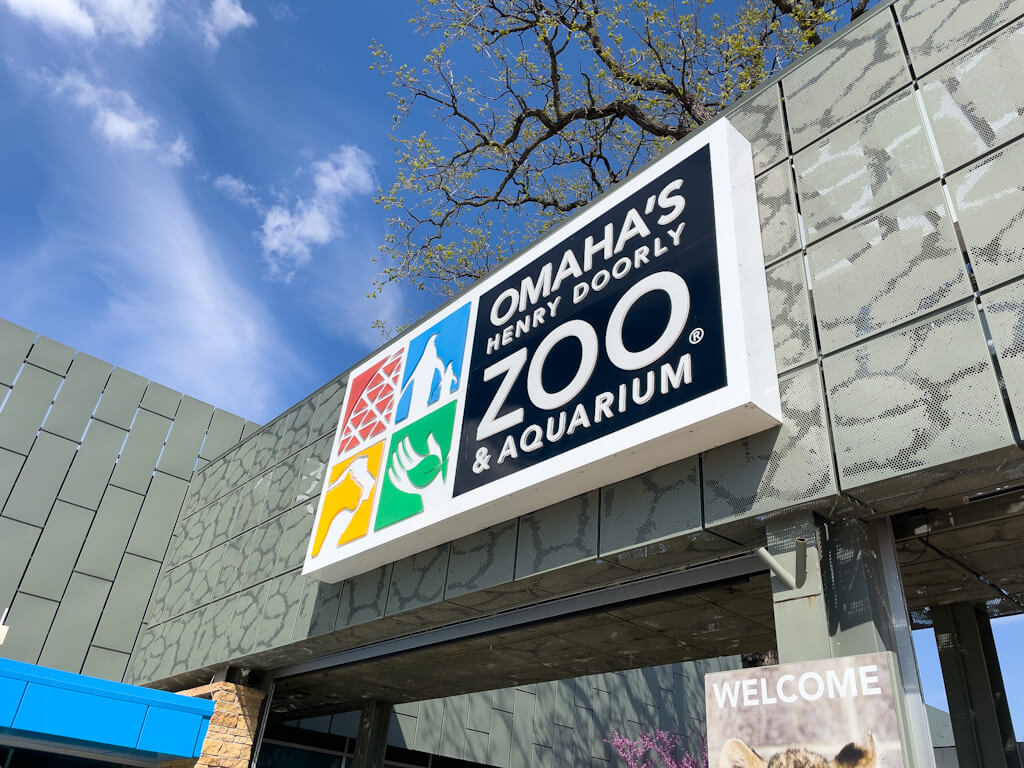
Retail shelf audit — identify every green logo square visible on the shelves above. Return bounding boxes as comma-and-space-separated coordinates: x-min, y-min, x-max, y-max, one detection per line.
375, 400, 458, 530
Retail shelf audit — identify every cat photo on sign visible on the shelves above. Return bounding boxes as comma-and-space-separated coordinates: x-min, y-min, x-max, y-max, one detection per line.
721, 732, 877, 768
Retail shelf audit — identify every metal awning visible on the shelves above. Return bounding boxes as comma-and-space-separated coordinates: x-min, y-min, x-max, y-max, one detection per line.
0, 657, 214, 766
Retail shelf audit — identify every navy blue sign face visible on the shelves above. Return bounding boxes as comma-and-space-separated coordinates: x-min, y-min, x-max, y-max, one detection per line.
454, 145, 726, 495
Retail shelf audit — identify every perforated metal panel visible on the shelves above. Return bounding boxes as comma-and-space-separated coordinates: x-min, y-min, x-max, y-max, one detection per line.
723, 84, 787, 174
755, 161, 801, 264
947, 137, 1024, 290
795, 88, 938, 242
823, 301, 1011, 491
766, 253, 816, 371
897, 0, 1024, 75
981, 277, 1024, 426
702, 365, 837, 525
808, 185, 971, 352
784, 9, 910, 150
920, 19, 1024, 172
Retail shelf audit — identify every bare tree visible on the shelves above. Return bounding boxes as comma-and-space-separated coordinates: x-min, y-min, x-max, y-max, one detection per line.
372, 0, 871, 299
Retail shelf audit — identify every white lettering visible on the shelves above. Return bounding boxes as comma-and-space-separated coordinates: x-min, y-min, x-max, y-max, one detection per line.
798, 672, 825, 701
667, 222, 686, 247
632, 371, 655, 405
660, 355, 693, 393
526, 320, 599, 411
520, 263, 552, 312
520, 425, 544, 452
657, 179, 685, 225
545, 412, 567, 443
477, 348, 527, 440
552, 249, 583, 292
573, 282, 589, 304
860, 665, 882, 696
593, 392, 614, 423
742, 679, 759, 707
584, 223, 613, 264
614, 208, 651, 254
567, 403, 591, 434
497, 435, 518, 464
712, 681, 741, 709
826, 668, 857, 699
491, 288, 519, 326
486, 333, 501, 355
777, 674, 797, 703
606, 272, 690, 371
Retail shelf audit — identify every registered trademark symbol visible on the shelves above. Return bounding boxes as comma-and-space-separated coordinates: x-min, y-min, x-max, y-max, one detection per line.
689, 328, 704, 344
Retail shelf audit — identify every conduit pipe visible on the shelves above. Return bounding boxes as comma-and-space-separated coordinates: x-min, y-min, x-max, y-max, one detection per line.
756, 537, 808, 590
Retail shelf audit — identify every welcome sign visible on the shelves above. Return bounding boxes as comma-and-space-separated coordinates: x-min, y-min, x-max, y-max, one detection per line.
706, 653, 907, 768
304, 119, 780, 583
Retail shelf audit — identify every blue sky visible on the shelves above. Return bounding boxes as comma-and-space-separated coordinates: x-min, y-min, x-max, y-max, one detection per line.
0, 0, 430, 424
2, 0, 1023, 740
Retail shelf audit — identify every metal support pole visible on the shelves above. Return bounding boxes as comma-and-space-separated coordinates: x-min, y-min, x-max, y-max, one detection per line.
248, 677, 276, 768
933, 604, 1020, 768
351, 699, 393, 768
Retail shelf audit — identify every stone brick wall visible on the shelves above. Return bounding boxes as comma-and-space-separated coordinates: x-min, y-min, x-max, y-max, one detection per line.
162, 681, 265, 768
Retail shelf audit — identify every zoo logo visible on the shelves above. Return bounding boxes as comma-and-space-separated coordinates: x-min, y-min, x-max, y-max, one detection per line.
309, 304, 472, 561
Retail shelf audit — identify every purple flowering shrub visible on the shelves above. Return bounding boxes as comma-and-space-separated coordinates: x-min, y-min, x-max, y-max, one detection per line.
606, 730, 708, 768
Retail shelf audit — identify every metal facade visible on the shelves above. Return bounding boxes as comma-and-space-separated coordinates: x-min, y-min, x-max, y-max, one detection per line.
0, 319, 257, 682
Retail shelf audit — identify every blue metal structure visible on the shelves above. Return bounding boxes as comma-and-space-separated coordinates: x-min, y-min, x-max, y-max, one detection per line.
0, 657, 213, 764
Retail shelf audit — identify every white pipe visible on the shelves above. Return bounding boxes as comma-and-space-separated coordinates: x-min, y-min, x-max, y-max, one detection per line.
756, 546, 798, 590
794, 537, 807, 588
756, 537, 808, 590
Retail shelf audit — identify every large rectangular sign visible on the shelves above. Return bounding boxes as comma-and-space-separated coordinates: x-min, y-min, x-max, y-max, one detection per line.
706, 653, 908, 768
304, 119, 780, 583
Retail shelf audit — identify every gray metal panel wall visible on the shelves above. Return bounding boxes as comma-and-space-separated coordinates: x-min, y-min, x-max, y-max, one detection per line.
128, 0, 1024, 686
0, 319, 252, 682
284, 657, 741, 768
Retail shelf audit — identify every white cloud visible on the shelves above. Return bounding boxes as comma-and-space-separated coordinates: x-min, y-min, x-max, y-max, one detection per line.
88, 160, 302, 420
201, 0, 254, 49
259, 145, 375, 280
44, 70, 190, 164
162, 134, 193, 166
214, 173, 262, 210
1, 0, 163, 45
1, 0, 95, 37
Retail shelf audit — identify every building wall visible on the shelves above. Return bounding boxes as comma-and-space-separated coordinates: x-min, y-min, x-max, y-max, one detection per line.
285, 658, 739, 768
0, 319, 258, 681
128, 0, 1024, 688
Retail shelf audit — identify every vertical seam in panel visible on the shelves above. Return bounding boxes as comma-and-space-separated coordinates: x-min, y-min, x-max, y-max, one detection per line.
975, 301, 1024, 449
37, 375, 65, 436
780, 73, 846, 506
89, 366, 116, 421
777, 79, 820, 377
10, 429, 81, 619
91, 472, 158, 669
